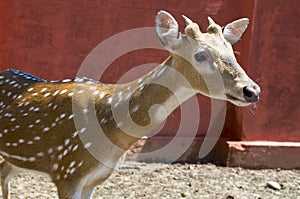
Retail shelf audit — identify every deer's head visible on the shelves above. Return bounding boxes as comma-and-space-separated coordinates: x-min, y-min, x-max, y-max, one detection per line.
156, 11, 260, 107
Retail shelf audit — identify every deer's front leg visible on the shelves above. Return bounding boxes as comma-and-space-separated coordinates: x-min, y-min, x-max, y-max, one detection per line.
0, 161, 21, 199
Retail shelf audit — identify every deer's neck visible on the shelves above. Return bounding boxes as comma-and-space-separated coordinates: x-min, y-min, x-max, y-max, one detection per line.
130, 57, 194, 125
105, 56, 195, 150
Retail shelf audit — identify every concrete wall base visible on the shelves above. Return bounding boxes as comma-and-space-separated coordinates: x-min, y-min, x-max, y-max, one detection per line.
133, 137, 229, 165
227, 141, 300, 169
130, 138, 300, 169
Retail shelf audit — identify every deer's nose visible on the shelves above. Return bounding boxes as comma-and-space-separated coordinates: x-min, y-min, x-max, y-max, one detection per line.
243, 85, 260, 103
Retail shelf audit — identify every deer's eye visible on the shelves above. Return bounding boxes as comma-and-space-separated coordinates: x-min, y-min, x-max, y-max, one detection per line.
194, 51, 208, 62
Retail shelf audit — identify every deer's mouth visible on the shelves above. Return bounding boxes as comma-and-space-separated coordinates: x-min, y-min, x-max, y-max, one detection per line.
226, 94, 251, 107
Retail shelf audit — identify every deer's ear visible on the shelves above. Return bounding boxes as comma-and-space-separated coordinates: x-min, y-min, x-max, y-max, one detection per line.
223, 18, 249, 45
156, 10, 181, 51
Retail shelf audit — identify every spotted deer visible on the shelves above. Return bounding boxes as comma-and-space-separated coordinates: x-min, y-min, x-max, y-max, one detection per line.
0, 11, 260, 199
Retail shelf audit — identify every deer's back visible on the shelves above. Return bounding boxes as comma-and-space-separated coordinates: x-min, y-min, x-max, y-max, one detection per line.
0, 69, 117, 183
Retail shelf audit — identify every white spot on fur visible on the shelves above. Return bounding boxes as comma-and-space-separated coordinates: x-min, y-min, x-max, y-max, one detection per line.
64, 139, 70, 146
44, 93, 51, 97
107, 97, 112, 104
60, 89, 68, 94
99, 92, 105, 99
84, 142, 92, 148
53, 163, 59, 171
79, 127, 87, 134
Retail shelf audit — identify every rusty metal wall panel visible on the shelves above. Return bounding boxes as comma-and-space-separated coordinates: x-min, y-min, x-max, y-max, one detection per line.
243, 0, 300, 141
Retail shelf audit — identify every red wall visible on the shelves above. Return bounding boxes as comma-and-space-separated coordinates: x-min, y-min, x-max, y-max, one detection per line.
243, 0, 300, 141
0, 1, 299, 159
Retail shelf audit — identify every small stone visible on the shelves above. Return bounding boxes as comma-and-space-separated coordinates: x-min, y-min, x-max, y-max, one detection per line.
226, 195, 234, 199
180, 192, 190, 197
267, 181, 281, 190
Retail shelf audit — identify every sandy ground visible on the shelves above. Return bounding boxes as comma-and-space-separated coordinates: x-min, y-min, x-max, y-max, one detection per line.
2, 161, 300, 199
